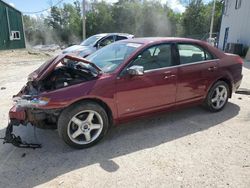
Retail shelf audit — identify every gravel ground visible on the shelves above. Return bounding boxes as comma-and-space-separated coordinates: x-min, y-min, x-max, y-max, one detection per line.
0, 55, 250, 188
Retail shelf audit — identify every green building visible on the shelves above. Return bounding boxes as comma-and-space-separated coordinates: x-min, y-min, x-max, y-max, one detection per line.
0, 0, 25, 50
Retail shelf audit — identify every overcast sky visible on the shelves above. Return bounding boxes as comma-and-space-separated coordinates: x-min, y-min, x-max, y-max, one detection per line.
4, 0, 211, 15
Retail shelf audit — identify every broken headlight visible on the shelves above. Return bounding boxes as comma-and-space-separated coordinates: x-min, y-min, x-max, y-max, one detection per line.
13, 96, 50, 108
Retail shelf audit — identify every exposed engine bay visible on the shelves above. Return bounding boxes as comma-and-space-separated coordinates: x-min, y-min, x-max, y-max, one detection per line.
43, 64, 93, 90
23, 57, 98, 96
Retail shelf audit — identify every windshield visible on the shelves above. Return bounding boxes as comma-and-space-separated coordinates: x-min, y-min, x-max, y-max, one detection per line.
86, 42, 142, 73
80, 35, 104, 46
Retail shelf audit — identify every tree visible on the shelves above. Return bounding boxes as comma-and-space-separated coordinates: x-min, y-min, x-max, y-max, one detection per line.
23, 15, 53, 45
182, 0, 207, 38
23, 0, 223, 46
166, 6, 183, 36
182, 0, 223, 39
86, 1, 114, 36
206, 1, 224, 33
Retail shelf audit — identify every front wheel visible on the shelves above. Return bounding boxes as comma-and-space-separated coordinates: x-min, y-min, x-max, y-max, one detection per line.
58, 102, 110, 149
205, 81, 230, 112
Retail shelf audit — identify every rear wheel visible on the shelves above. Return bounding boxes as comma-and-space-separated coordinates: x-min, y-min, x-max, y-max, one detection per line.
205, 81, 229, 112
58, 102, 109, 149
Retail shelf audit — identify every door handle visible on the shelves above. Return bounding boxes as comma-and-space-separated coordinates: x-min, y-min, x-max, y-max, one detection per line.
208, 66, 217, 71
164, 75, 176, 79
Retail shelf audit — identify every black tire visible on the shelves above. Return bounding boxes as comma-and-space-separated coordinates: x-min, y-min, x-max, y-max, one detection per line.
58, 101, 110, 149
204, 81, 230, 112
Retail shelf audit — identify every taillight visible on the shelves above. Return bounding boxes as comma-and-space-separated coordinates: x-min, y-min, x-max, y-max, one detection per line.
236, 56, 244, 64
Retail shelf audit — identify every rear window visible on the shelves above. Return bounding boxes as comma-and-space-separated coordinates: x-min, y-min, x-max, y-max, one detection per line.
116, 36, 128, 41
178, 44, 214, 65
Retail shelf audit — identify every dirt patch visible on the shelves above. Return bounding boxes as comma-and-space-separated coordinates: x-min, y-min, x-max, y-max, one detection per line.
0, 49, 59, 64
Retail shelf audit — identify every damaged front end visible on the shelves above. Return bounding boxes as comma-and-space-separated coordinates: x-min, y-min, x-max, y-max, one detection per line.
3, 120, 42, 149
3, 106, 42, 148
3, 99, 62, 148
2, 54, 101, 148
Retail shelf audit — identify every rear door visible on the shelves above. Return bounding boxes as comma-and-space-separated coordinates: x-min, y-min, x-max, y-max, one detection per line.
116, 43, 178, 118
176, 43, 218, 104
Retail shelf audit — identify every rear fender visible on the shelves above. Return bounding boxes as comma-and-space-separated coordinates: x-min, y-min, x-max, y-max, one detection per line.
206, 73, 233, 98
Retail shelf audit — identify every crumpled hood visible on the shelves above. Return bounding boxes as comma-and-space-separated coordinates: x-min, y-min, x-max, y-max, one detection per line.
28, 54, 102, 82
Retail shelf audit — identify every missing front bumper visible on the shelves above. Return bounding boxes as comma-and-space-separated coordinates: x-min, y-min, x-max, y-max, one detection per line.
3, 104, 60, 149
2, 122, 42, 149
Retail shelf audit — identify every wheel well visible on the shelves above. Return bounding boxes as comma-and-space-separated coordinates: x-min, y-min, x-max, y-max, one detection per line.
217, 78, 233, 98
70, 98, 114, 125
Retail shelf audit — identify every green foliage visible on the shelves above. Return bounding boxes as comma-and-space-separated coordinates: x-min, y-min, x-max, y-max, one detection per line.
23, 0, 223, 46
210, 1, 224, 33
182, 0, 207, 37
182, 0, 223, 39
86, 1, 115, 36
86, 0, 176, 37
44, 1, 82, 44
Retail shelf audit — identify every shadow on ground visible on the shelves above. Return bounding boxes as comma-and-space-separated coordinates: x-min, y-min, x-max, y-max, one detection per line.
0, 103, 240, 187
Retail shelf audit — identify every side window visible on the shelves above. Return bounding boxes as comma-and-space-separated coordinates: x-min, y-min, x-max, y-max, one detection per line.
178, 44, 213, 65
116, 36, 128, 41
98, 36, 114, 48
205, 51, 213, 60
129, 44, 172, 71
10, 31, 21, 40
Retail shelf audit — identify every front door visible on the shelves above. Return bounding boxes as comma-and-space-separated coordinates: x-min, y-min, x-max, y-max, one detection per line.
116, 43, 177, 118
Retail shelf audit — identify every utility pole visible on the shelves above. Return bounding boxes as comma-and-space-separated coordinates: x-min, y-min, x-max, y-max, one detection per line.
209, 0, 216, 39
82, 0, 86, 40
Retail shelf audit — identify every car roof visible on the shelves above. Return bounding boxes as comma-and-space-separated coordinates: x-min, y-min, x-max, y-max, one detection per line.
94, 33, 134, 37
123, 37, 206, 44
121, 37, 225, 59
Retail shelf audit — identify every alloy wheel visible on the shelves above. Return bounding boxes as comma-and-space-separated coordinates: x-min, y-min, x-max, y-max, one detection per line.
210, 85, 228, 110
67, 110, 103, 145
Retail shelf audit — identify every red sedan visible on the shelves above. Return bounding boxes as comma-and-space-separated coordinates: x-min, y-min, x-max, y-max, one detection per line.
5, 38, 243, 149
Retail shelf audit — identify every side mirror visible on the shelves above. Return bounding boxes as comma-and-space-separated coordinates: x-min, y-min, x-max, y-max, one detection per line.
127, 65, 144, 76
